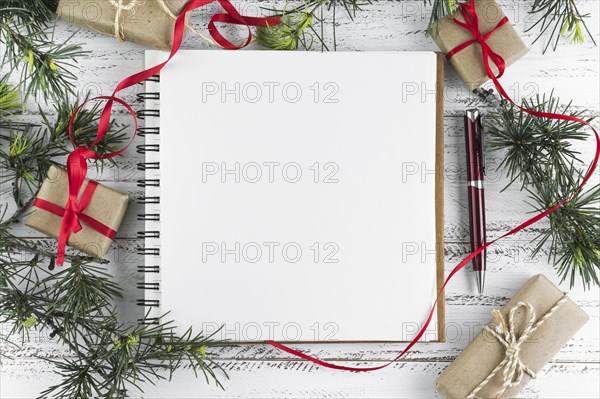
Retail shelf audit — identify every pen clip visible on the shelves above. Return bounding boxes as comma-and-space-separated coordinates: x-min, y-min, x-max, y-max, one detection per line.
479, 114, 486, 176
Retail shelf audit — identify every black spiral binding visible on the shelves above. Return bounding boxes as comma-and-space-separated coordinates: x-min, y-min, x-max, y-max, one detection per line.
136, 75, 161, 318
138, 127, 160, 137
136, 109, 160, 119
136, 144, 160, 154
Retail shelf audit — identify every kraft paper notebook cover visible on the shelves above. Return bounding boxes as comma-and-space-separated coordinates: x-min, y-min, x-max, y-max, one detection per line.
138, 51, 445, 343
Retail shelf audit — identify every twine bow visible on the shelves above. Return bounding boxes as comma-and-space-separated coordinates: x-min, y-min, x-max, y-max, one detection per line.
157, 0, 221, 47
108, 0, 139, 41
467, 296, 568, 398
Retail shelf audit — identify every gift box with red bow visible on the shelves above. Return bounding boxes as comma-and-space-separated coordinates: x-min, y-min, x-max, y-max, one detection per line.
25, 165, 129, 263
429, 0, 529, 88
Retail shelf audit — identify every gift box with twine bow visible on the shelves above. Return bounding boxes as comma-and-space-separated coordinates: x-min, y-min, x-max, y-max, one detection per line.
429, 0, 529, 88
436, 274, 589, 398
54, 0, 191, 50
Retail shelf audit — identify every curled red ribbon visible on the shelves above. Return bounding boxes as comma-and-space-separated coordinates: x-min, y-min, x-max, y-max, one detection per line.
46, 0, 280, 265
266, 0, 599, 371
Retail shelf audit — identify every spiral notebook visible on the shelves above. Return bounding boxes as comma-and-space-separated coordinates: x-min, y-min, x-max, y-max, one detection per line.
138, 51, 445, 342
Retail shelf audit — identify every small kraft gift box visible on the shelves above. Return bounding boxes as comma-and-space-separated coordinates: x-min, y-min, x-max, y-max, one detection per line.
53, 0, 190, 50
436, 274, 589, 399
429, 0, 529, 88
25, 165, 129, 261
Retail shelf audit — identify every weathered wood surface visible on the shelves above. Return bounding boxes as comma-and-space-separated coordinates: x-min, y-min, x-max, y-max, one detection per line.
1, 1, 599, 398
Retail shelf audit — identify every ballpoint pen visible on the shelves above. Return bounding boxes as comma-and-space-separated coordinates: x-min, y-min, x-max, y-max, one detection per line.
464, 109, 487, 295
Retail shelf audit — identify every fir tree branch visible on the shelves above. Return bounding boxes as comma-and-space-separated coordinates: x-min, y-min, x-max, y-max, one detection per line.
527, 0, 597, 54
528, 170, 600, 288
258, 0, 372, 51
426, 0, 458, 35
478, 88, 599, 288
1, 1, 87, 102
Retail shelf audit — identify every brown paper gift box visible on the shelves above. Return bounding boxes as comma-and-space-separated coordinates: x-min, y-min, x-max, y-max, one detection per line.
25, 165, 129, 259
429, 0, 529, 88
436, 274, 589, 398
56, 0, 190, 50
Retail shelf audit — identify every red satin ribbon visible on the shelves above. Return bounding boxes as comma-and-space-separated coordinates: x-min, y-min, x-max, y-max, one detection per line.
265, 0, 600, 371
49, 0, 280, 266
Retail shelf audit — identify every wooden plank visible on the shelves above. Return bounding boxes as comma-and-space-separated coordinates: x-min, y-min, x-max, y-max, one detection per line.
1, 358, 598, 399
1, 1, 599, 398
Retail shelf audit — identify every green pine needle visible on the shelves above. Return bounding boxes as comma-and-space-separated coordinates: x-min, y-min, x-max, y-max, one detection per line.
0, 82, 22, 116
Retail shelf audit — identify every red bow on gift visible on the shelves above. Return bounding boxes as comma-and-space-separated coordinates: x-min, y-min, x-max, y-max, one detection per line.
33, 177, 117, 264
37, 0, 280, 266
446, 0, 509, 80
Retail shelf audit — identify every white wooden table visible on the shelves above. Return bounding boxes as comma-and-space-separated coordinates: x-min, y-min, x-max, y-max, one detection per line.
1, 1, 599, 398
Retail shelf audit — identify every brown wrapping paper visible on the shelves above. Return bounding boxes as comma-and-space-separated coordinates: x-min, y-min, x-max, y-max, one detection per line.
429, 0, 529, 88
436, 274, 589, 398
56, 0, 190, 50
25, 165, 129, 259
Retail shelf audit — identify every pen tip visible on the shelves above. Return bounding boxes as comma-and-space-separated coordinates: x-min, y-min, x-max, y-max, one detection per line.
475, 270, 485, 296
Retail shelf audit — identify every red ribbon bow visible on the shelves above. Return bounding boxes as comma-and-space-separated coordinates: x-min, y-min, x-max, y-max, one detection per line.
38, 0, 280, 266
446, 0, 509, 80
33, 179, 117, 264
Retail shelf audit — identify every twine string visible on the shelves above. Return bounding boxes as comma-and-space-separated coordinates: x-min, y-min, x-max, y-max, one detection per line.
467, 295, 568, 399
157, 0, 222, 47
108, 0, 139, 41
108, 0, 223, 47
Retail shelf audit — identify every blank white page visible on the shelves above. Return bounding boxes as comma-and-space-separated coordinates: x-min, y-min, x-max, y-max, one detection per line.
152, 51, 439, 342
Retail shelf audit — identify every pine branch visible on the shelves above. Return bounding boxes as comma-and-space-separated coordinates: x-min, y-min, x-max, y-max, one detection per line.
0, 0, 59, 31
426, 0, 459, 35
527, 0, 597, 54
257, 4, 315, 50
480, 88, 599, 288
258, 0, 372, 51
528, 170, 600, 288
0, 93, 129, 209
0, 0, 87, 102
39, 316, 227, 399
484, 90, 592, 190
